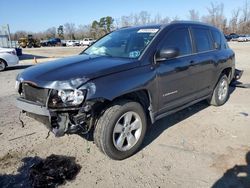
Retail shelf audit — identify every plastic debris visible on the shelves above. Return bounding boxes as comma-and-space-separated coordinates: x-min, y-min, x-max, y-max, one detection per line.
0, 154, 81, 188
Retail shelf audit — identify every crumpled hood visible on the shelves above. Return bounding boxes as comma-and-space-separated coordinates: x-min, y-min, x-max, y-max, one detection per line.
17, 55, 138, 89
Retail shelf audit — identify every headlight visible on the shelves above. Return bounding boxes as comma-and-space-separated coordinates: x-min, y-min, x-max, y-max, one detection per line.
49, 89, 86, 108
58, 89, 85, 105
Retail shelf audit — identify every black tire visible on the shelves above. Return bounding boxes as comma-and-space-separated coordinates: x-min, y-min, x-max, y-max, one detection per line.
208, 74, 229, 106
0, 59, 7, 71
94, 100, 147, 160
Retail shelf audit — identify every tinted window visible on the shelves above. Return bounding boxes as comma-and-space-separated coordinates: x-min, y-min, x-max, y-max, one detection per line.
211, 30, 221, 49
193, 28, 213, 52
162, 28, 192, 56
221, 33, 229, 49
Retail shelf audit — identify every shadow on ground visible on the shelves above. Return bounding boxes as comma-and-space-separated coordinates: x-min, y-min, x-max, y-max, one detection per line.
212, 151, 250, 188
142, 100, 209, 149
0, 154, 81, 188
19, 54, 48, 61
5, 65, 32, 71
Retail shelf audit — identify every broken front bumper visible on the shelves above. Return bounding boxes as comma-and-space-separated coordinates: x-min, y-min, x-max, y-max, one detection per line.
16, 97, 92, 137
16, 97, 50, 116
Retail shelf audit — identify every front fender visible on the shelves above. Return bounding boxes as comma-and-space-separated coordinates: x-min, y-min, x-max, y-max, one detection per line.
85, 65, 158, 111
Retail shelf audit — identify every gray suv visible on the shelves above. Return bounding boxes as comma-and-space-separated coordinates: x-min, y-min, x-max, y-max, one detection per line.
16, 21, 239, 160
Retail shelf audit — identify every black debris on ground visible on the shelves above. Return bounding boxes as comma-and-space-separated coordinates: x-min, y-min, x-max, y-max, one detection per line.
0, 154, 81, 188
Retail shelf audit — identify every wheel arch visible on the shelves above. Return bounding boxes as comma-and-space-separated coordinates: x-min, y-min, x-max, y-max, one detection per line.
90, 89, 154, 125
0, 58, 8, 66
221, 67, 233, 81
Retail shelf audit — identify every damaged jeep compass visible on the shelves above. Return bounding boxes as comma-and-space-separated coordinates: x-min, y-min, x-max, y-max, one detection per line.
16, 21, 238, 160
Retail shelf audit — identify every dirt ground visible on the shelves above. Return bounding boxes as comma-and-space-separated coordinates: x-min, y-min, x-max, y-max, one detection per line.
0, 43, 250, 187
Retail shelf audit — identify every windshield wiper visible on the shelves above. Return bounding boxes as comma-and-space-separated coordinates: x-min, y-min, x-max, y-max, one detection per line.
79, 51, 89, 55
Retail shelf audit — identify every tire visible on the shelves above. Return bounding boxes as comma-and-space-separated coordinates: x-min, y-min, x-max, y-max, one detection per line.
0, 59, 7, 71
94, 100, 147, 160
208, 74, 229, 106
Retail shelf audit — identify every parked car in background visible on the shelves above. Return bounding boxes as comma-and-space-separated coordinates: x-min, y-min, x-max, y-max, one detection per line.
66, 40, 80, 47
41, 38, 62, 47
224, 35, 232, 41
0, 47, 19, 71
237, 34, 250, 42
227, 33, 240, 41
80, 38, 95, 46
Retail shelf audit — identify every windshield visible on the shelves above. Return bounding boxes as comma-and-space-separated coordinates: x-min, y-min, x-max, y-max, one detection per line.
83, 27, 159, 59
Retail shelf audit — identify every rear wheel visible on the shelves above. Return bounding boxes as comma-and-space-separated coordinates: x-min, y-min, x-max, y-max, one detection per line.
208, 74, 229, 106
0, 59, 7, 71
94, 100, 147, 160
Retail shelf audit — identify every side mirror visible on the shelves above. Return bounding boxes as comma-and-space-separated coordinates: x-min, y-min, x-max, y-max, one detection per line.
155, 48, 179, 62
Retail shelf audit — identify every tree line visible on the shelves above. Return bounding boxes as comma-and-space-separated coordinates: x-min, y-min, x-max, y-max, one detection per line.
12, 1, 250, 41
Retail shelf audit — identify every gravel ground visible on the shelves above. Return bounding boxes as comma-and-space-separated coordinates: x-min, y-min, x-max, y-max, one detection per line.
0, 43, 249, 188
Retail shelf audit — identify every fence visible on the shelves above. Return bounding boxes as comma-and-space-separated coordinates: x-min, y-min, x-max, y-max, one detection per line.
0, 24, 14, 48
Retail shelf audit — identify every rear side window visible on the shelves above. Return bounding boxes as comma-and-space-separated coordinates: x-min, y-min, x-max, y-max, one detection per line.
211, 29, 229, 50
161, 28, 192, 56
211, 30, 221, 49
192, 28, 213, 53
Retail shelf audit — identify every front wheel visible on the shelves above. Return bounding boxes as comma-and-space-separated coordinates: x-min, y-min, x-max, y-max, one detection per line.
208, 74, 229, 106
94, 100, 147, 160
0, 59, 7, 71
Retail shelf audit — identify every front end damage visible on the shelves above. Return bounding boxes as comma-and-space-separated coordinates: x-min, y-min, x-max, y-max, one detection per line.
15, 79, 96, 137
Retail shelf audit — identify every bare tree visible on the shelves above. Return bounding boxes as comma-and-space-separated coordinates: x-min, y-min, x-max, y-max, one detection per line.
121, 16, 132, 27
139, 11, 151, 25
188, 9, 200, 21
202, 2, 226, 31
64, 23, 76, 39
152, 13, 162, 24
160, 16, 171, 24
45, 27, 56, 38
229, 8, 241, 33
242, 0, 250, 22
172, 16, 180, 21
75, 24, 91, 39
238, 0, 250, 34
13, 30, 27, 40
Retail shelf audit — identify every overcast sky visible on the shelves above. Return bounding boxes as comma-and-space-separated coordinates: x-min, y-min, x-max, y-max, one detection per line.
0, 0, 248, 32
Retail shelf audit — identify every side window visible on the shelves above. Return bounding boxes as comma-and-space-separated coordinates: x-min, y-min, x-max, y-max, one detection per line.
162, 28, 192, 56
220, 33, 229, 49
192, 28, 213, 53
211, 30, 221, 49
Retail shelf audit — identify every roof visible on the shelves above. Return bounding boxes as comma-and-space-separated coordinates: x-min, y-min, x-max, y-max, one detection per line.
119, 21, 218, 31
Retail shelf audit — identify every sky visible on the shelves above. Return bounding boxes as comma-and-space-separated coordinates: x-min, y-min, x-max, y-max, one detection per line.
0, 0, 248, 33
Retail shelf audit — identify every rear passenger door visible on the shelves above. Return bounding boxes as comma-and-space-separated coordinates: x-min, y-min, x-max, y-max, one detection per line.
189, 26, 216, 98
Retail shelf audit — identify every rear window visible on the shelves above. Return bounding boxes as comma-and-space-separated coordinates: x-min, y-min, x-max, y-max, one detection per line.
192, 28, 213, 53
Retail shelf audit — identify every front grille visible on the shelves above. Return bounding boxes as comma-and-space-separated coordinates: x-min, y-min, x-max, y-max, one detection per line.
21, 83, 49, 106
